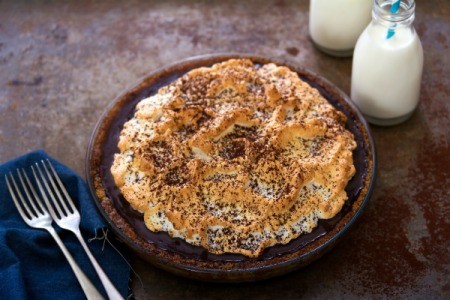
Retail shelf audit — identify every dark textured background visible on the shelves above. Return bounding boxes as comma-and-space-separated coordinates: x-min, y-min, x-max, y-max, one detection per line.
0, 0, 449, 298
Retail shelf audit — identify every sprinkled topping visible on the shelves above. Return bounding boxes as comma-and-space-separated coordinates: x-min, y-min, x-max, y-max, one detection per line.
111, 59, 356, 257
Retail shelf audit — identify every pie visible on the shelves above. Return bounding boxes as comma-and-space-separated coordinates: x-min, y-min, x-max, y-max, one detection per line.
111, 59, 356, 257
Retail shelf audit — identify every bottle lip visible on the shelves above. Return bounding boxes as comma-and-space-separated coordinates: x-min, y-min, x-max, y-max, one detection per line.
373, 0, 415, 23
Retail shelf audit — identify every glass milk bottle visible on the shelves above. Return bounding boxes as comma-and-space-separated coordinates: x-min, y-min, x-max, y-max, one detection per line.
309, 0, 372, 57
351, 0, 423, 126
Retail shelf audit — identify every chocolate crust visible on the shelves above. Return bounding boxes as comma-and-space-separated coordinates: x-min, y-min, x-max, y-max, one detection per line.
86, 54, 376, 282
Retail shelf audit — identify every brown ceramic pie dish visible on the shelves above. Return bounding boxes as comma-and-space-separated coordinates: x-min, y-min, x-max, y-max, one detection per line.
86, 54, 376, 282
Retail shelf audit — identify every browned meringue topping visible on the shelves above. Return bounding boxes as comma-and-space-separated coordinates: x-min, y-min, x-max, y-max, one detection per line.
111, 59, 356, 257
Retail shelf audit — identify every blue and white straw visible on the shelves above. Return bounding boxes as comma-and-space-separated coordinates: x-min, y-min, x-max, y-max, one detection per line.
386, 0, 401, 39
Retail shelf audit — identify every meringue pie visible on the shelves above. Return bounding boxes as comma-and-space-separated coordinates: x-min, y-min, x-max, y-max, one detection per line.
111, 59, 356, 257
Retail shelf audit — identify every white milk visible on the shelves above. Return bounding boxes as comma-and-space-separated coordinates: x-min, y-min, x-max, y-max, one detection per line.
309, 0, 372, 56
351, 21, 423, 125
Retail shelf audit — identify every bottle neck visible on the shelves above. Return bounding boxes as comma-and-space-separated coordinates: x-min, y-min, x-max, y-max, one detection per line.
372, 0, 415, 27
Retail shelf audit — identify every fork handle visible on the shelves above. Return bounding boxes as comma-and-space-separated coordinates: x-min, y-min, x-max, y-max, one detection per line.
73, 230, 125, 300
47, 227, 104, 300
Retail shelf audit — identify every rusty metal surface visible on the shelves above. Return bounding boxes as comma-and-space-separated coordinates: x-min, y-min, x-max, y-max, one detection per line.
0, 0, 448, 298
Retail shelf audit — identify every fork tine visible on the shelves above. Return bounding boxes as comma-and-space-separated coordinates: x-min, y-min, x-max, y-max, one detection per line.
17, 169, 44, 216
45, 159, 77, 212
9, 173, 35, 218
31, 165, 61, 220
5, 174, 31, 221
41, 160, 72, 214
19, 169, 46, 213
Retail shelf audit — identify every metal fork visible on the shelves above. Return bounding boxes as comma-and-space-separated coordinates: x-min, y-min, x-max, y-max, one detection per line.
5, 169, 103, 300
34, 160, 124, 300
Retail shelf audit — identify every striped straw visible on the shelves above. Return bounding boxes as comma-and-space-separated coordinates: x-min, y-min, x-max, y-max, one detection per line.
386, 0, 401, 39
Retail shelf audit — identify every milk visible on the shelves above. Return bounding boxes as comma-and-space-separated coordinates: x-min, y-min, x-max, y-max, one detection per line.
309, 0, 372, 56
351, 21, 423, 125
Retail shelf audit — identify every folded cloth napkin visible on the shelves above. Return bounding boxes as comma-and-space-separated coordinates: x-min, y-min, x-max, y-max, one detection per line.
0, 150, 130, 299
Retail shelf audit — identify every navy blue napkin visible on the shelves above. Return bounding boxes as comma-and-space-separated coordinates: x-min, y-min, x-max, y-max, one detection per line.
0, 150, 131, 299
